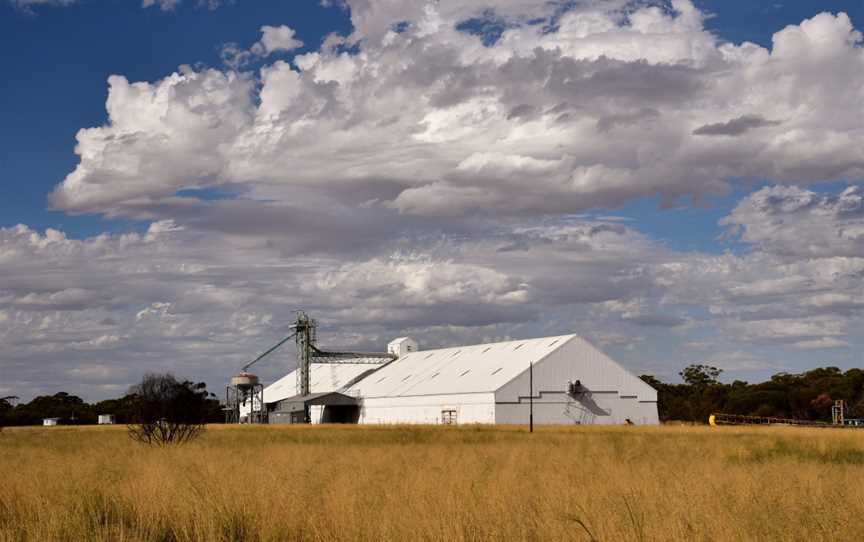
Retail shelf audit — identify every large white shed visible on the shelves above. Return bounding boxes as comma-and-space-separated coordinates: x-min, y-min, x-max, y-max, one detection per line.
347, 334, 657, 425
260, 333, 658, 425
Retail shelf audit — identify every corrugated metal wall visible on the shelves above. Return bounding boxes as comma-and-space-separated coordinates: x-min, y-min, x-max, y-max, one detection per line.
494, 336, 659, 425
495, 394, 659, 425
358, 393, 497, 424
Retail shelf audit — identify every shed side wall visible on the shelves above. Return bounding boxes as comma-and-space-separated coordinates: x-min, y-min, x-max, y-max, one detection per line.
358, 393, 496, 425
495, 394, 659, 425
495, 337, 659, 425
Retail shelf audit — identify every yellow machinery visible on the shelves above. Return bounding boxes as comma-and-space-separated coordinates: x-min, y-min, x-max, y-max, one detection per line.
709, 402, 864, 428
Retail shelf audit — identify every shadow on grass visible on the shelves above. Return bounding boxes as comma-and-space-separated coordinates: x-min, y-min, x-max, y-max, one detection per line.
729, 438, 864, 465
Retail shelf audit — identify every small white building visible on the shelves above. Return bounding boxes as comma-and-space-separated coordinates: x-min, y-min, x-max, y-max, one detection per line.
261, 333, 658, 425
97, 414, 116, 425
387, 337, 418, 357
43, 418, 60, 427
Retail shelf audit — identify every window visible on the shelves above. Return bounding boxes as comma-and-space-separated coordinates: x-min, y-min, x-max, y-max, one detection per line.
482, 347, 492, 354
450, 350, 461, 357
548, 339, 559, 347
376, 376, 387, 383
401, 375, 412, 382
490, 368, 503, 376
459, 369, 471, 377
441, 410, 457, 425
429, 372, 440, 380
425, 353, 435, 359
513, 343, 524, 351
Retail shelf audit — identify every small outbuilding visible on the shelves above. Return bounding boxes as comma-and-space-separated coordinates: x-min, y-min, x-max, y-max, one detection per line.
268, 392, 361, 424
43, 418, 60, 427
97, 414, 116, 425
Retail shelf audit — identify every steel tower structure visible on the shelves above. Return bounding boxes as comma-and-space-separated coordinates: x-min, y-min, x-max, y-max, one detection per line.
229, 311, 396, 424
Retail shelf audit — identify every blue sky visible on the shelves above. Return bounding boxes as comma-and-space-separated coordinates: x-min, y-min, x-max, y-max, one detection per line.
1, 0, 863, 400
0, 0, 352, 236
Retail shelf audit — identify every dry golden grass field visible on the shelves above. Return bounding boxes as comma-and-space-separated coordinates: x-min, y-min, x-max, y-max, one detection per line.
2, 424, 864, 541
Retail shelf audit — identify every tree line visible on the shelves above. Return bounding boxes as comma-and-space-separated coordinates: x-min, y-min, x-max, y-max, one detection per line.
641, 365, 864, 424
0, 375, 223, 427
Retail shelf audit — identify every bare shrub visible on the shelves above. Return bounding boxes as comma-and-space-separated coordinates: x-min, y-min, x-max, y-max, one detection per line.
127, 374, 210, 446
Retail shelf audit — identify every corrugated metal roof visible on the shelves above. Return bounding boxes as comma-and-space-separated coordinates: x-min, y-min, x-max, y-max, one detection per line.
261, 333, 654, 407
263, 363, 378, 404
347, 334, 576, 398
494, 334, 657, 402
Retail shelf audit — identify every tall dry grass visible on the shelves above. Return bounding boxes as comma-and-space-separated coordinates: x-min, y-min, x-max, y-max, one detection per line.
1, 424, 863, 541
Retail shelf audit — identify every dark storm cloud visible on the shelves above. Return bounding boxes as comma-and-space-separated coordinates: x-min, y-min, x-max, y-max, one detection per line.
693, 114, 781, 136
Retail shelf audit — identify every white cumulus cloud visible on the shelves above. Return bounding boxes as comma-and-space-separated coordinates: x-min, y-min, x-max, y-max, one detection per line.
50, 3, 864, 222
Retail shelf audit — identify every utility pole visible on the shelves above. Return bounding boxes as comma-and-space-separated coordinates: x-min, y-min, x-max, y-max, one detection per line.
529, 361, 534, 433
